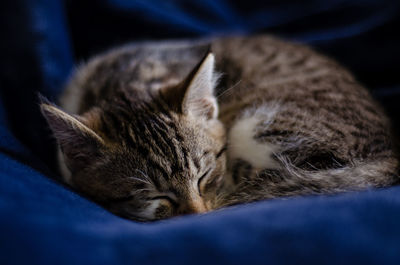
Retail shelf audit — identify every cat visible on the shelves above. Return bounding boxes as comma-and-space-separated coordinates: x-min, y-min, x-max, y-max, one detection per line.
40, 35, 399, 221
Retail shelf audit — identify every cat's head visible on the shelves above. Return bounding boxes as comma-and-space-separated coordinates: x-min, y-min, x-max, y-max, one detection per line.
40, 53, 227, 221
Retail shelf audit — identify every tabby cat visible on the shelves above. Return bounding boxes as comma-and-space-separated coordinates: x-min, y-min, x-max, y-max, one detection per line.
40, 35, 399, 221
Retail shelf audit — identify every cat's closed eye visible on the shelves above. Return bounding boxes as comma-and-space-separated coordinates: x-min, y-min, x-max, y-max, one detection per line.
150, 195, 178, 208
216, 145, 227, 159
198, 168, 212, 196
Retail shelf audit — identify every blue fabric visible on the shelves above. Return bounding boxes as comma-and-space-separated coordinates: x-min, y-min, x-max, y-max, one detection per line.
1, 0, 400, 264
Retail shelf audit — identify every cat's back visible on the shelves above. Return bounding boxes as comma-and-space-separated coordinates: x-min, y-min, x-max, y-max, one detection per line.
61, 36, 330, 111
212, 36, 399, 198
214, 36, 396, 168
211, 36, 375, 125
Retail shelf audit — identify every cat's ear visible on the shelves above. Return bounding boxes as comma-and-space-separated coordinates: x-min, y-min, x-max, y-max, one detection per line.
40, 101, 104, 171
163, 52, 218, 119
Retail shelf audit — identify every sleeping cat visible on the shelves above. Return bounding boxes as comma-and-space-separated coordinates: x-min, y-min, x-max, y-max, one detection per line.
40, 35, 399, 221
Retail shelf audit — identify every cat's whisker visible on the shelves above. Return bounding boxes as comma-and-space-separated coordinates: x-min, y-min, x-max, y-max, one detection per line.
129, 177, 152, 185
217, 79, 242, 98
130, 188, 152, 195
133, 169, 153, 185
305, 162, 319, 171
332, 157, 344, 167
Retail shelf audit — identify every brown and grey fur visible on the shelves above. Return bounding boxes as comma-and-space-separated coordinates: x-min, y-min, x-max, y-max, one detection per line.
40, 35, 399, 221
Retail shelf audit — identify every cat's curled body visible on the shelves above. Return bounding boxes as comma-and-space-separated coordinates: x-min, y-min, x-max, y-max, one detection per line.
40, 35, 399, 221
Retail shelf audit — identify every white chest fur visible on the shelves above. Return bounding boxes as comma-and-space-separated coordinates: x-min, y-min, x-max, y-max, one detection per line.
228, 104, 281, 170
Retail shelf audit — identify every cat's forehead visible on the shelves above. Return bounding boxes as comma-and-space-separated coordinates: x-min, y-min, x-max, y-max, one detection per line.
100, 107, 212, 161
99, 95, 211, 142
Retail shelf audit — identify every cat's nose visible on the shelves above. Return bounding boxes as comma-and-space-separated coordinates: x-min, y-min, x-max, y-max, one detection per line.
179, 198, 208, 214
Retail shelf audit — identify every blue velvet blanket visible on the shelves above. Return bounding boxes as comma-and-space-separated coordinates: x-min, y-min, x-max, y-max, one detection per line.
1, 1, 400, 264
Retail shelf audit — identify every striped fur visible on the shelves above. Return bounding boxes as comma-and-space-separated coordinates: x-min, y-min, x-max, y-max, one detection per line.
41, 35, 399, 220
42, 50, 226, 221
212, 36, 399, 206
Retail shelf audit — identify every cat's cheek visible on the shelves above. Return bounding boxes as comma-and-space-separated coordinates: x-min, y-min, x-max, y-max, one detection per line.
204, 200, 214, 211
202, 174, 225, 207
154, 200, 174, 220
215, 156, 227, 187
136, 200, 161, 220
